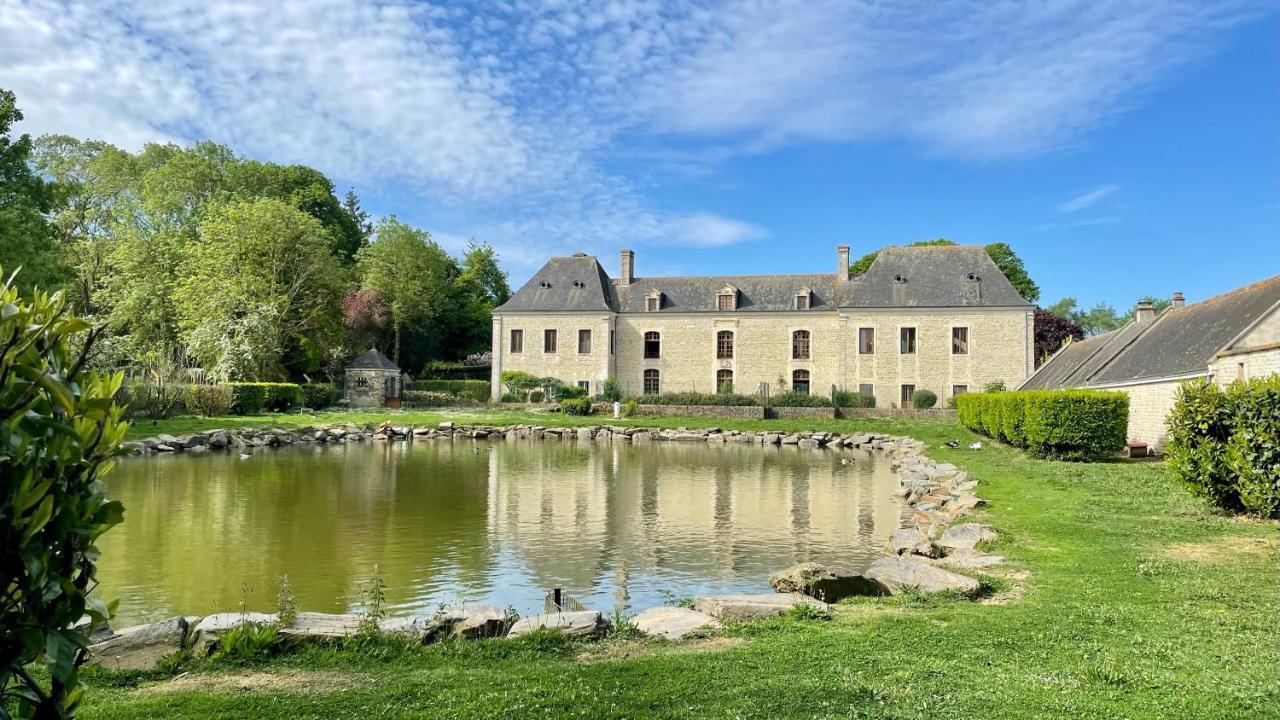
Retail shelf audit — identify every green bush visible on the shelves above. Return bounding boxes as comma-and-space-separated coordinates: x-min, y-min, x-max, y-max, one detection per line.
554, 384, 587, 401
913, 389, 938, 409
771, 391, 832, 407
560, 397, 593, 416
300, 383, 339, 409
1, 271, 127, 717
185, 383, 233, 417
1166, 377, 1280, 517
226, 382, 302, 414
528, 390, 546, 403
832, 390, 875, 408
401, 390, 456, 407
499, 392, 520, 403
623, 399, 638, 417
956, 389, 1128, 461
500, 370, 541, 399
410, 379, 489, 402
642, 392, 760, 407
602, 377, 623, 403
210, 622, 280, 665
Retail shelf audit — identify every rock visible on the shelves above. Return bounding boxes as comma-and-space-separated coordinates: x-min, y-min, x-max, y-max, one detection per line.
887, 528, 939, 558
797, 438, 820, 449
631, 606, 721, 640
945, 493, 986, 515
120, 441, 146, 454
507, 610, 610, 639
762, 433, 782, 445
157, 434, 181, 445
430, 605, 516, 640
154, 444, 177, 453
932, 548, 1005, 570
577, 427, 593, 441
768, 562, 882, 602
88, 617, 189, 671
438, 421, 455, 429
72, 616, 115, 644
865, 557, 981, 598
780, 434, 800, 445
208, 430, 229, 448
693, 593, 828, 622
182, 434, 206, 448
191, 612, 277, 655
671, 431, 707, 442
937, 523, 998, 552
278, 612, 361, 638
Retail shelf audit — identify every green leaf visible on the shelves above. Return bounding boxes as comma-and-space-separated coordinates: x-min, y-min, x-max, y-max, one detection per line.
44, 629, 79, 683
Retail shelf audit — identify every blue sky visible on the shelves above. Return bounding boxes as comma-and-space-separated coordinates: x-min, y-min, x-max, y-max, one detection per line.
2, 1, 1276, 308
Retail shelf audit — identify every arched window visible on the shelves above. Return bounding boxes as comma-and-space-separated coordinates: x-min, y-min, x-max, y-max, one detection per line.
716, 369, 734, 394
792, 369, 810, 395
792, 330, 810, 360
643, 369, 660, 395
644, 331, 661, 358
716, 330, 734, 359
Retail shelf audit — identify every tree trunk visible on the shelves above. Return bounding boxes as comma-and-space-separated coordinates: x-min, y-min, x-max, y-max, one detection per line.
394, 323, 401, 365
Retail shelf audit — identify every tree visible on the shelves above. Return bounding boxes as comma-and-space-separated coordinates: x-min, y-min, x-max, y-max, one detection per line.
0, 88, 66, 291
176, 198, 344, 380
343, 189, 374, 246
0, 268, 126, 718
1128, 295, 1171, 319
356, 217, 454, 365
1034, 308, 1085, 366
228, 162, 365, 264
1046, 295, 1163, 336
848, 238, 1039, 302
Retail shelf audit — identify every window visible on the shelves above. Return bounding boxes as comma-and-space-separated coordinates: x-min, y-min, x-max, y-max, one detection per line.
355, 375, 369, 388
791, 330, 811, 359
899, 327, 917, 354
544, 329, 557, 353
952, 384, 968, 397
577, 380, 590, 392
858, 327, 874, 354
795, 293, 810, 310
1237, 362, 1246, 381
792, 369, 810, 395
716, 369, 734, 394
900, 384, 915, 405
510, 329, 523, 354
646, 296, 660, 312
858, 383, 874, 396
643, 369, 660, 395
717, 293, 735, 311
716, 330, 734, 359
578, 329, 592, 354
609, 330, 615, 354
951, 327, 969, 355
644, 331, 661, 359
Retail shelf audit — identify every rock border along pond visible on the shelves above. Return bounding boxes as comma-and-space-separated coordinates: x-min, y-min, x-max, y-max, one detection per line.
93, 421, 1002, 670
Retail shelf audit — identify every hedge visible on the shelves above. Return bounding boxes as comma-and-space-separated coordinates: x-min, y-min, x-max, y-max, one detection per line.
560, 398, 593, 416
770, 391, 831, 408
226, 382, 303, 415
956, 389, 1128, 461
409, 379, 489, 403
641, 392, 761, 407
834, 390, 875, 408
300, 383, 339, 409
401, 390, 456, 407
913, 389, 938, 409
1165, 377, 1280, 517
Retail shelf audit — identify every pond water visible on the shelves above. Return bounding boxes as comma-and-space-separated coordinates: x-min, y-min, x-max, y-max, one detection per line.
99, 440, 909, 626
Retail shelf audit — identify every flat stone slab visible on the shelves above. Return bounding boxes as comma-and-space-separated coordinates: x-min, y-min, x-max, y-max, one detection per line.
279, 612, 360, 638
631, 606, 721, 640
88, 617, 189, 671
865, 557, 981, 598
434, 604, 516, 640
768, 562, 883, 602
507, 610, 610, 639
932, 548, 1005, 570
938, 523, 998, 552
887, 528, 938, 558
693, 593, 828, 622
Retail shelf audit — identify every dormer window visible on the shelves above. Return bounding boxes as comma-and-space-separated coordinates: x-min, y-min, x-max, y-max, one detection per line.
572, 280, 585, 289
646, 289, 663, 312
965, 273, 980, 282
716, 285, 738, 311
794, 288, 812, 310
893, 274, 907, 284
539, 281, 552, 289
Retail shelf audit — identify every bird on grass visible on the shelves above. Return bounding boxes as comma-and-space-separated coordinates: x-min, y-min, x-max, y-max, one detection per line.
969, 442, 983, 450
944, 440, 960, 448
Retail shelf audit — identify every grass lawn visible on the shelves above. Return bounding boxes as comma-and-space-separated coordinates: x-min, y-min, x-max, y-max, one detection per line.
85, 409, 1278, 719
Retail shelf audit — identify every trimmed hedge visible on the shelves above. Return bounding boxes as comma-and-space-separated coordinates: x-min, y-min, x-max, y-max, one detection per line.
642, 392, 761, 407
300, 383, 339, 409
770, 391, 831, 408
1166, 377, 1280, 517
913, 389, 938, 409
834, 390, 876, 408
410, 379, 489, 403
956, 389, 1128, 461
402, 390, 456, 407
226, 382, 303, 415
560, 398, 593, 416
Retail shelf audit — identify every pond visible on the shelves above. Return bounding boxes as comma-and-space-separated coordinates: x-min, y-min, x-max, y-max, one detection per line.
99, 439, 910, 626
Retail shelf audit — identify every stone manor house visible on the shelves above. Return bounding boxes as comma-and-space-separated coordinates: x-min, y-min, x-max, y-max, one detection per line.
490, 245, 1036, 406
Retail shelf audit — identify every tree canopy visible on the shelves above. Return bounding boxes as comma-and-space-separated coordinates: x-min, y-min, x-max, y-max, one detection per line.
849, 238, 1040, 302
0, 89, 65, 291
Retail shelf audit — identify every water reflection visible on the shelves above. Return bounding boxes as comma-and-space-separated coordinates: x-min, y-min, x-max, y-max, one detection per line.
98, 440, 907, 625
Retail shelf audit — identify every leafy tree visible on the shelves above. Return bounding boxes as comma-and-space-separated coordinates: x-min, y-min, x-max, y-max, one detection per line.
177, 198, 344, 380
1128, 295, 1171, 319
848, 238, 1039, 302
342, 287, 390, 349
228, 162, 365, 263
343, 189, 374, 245
0, 89, 66, 291
1045, 295, 1165, 336
0, 268, 126, 718
1034, 307, 1085, 366
357, 217, 454, 365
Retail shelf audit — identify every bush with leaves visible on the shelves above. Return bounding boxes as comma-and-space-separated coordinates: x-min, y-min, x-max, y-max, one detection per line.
0, 271, 127, 718
401, 390, 456, 407
560, 398, 593, 416
601, 377, 623, 403
554, 384, 587, 401
409, 379, 489, 402
499, 370, 541, 399
184, 383, 233, 417
226, 382, 301, 414
957, 389, 1128, 461
642, 392, 760, 407
300, 383, 339, 409
833, 391, 875, 408
913, 389, 938, 409
770, 391, 832, 407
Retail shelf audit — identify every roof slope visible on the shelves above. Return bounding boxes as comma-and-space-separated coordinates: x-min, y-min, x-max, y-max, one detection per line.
349, 348, 399, 370
842, 245, 1031, 308
494, 255, 616, 313
614, 273, 841, 313
1021, 321, 1146, 389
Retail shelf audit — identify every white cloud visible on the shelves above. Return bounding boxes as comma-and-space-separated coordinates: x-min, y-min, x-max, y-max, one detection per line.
1057, 185, 1121, 213
1035, 216, 1122, 232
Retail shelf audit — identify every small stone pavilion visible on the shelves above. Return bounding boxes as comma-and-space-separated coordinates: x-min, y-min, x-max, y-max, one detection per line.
345, 349, 403, 408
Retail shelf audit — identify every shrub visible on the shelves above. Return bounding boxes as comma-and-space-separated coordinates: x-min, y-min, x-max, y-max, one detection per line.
956, 389, 1128, 461
1166, 377, 1280, 516
500, 392, 520, 403
1, 271, 127, 717
500, 370, 541, 398
984, 380, 1007, 393
771, 391, 832, 407
401, 390, 456, 407
623, 399, 638, 417
410, 379, 489, 403
528, 390, 546, 403
226, 382, 302, 414
602, 377, 623, 403
913, 389, 938, 409
554, 384, 587, 401
560, 397, 593, 416
185, 383, 233, 416
642, 392, 760, 407
300, 383, 339, 409
210, 622, 279, 665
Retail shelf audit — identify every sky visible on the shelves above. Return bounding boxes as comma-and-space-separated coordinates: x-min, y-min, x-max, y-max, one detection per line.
2, 0, 1277, 309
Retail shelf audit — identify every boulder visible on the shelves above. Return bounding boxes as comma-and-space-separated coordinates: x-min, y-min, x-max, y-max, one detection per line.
865, 557, 981, 598
945, 494, 986, 515
191, 612, 276, 655
796, 438, 820, 449
693, 593, 828, 622
768, 562, 882, 602
88, 617, 189, 671
507, 610, 610, 639
577, 427, 593, 441
431, 605, 516, 640
631, 606, 721, 640
932, 548, 1005, 571
886, 528, 939, 558
208, 430, 230, 448
938, 523, 998, 552
278, 612, 361, 638
761, 433, 782, 445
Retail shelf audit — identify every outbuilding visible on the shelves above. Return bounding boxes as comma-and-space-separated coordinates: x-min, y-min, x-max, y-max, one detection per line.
345, 349, 403, 408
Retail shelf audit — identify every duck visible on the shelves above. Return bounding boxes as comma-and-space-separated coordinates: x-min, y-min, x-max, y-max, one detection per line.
945, 440, 960, 448
968, 441, 983, 450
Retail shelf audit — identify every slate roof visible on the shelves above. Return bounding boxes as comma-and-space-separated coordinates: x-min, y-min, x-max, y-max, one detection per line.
1022, 274, 1280, 389
493, 255, 617, 313
841, 245, 1032, 308
615, 273, 841, 313
348, 348, 399, 371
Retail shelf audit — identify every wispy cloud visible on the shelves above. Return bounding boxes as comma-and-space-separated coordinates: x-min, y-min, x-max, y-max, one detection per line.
1035, 216, 1123, 232
1058, 185, 1120, 213
0, 0, 1262, 277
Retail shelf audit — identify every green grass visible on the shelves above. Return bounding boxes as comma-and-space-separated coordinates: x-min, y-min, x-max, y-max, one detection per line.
89, 410, 1278, 719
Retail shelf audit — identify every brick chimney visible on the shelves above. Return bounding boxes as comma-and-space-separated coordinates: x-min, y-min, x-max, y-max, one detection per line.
837, 245, 851, 282
1134, 300, 1156, 324
1171, 291, 1185, 309
619, 249, 635, 286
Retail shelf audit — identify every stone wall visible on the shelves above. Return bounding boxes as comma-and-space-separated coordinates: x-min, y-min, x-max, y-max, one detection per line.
630, 404, 766, 419
768, 406, 836, 420
346, 369, 396, 407
491, 313, 615, 399
1107, 378, 1184, 451
1210, 347, 1280, 386
839, 408, 959, 420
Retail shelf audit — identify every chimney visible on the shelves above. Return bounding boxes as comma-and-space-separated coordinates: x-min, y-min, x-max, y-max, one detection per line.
1134, 300, 1156, 324
837, 245, 851, 282
619, 249, 634, 286
1171, 291, 1185, 309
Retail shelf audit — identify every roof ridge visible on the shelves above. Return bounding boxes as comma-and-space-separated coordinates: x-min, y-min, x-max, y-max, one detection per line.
1169, 274, 1280, 310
